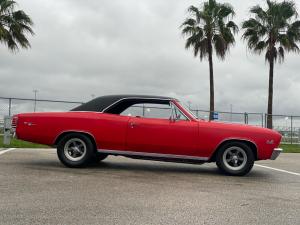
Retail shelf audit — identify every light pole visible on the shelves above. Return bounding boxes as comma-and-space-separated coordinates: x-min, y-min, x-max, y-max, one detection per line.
33, 89, 38, 112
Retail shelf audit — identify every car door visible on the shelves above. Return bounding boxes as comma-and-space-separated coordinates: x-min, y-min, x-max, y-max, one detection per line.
125, 105, 200, 156
93, 113, 130, 150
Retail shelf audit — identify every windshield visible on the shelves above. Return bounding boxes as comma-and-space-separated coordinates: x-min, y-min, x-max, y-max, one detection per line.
177, 101, 198, 119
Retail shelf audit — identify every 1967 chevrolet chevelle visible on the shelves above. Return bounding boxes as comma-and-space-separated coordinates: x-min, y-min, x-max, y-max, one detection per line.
12, 95, 282, 176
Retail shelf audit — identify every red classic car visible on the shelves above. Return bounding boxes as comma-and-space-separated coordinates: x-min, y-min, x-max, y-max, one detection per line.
13, 95, 282, 176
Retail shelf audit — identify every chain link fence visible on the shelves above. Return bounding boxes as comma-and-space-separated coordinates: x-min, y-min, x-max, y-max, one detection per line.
1, 96, 299, 144
0, 97, 82, 117
266, 114, 300, 144
0, 97, 82, 135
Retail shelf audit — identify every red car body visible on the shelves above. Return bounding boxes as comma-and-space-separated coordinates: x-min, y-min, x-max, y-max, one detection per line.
13, 95, 282, 175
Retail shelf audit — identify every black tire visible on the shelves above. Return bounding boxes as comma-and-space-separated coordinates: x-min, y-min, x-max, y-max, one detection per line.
94, 153, 108, 163
57, 133, 96, 168
216, 142, 254, 176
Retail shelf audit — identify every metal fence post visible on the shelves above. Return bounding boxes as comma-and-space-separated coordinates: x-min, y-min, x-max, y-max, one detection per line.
261, 113, 264, 127
264, 114, 267, 128
3, 116, 11, 145
142, 104, 145, 117
291, 116, 293, 144
8, 98, 12, 116
244, 112, 248, 124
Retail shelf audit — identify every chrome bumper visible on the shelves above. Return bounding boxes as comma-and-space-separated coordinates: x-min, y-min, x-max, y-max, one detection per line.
270, 148, 283, 160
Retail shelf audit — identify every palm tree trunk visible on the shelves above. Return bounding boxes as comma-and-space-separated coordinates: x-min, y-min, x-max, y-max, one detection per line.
208, 41, 215, 121
267, 56, 274, 129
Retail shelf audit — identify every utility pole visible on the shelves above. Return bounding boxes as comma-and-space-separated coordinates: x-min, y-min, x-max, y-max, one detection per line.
33, 89, 38, 112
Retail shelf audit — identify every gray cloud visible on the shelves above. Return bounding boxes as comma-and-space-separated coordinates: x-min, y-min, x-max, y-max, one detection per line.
0, 0, 300, 117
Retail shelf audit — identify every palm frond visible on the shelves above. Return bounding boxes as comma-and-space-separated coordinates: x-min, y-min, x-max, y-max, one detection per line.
218, 3, 235, 18
253, 41, 267, 54
181, 18, 196, 28
226, 20, 238, 34
289, 42, 300, 53
279, 1, 297, 20
242, 18, 267, 36
278, 46, 285, 63
0, 0, 16, 13
287, 20, 300, 41
250, 5, 267, 22
0, 0, 34, 51
187, 5, 202, 23
213, 34, 226, 59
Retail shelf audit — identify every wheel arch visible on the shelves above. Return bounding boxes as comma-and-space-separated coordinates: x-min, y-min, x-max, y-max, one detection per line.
54, 131, 98, 151
209, 139, 258, 162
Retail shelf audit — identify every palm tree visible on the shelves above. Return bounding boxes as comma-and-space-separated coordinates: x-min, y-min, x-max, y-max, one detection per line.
242, 0, 300, 129
181, 0, 238, 120
0, 0, 34, 51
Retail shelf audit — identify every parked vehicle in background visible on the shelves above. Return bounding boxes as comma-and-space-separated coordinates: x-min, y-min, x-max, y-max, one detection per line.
12, 95, 282, 176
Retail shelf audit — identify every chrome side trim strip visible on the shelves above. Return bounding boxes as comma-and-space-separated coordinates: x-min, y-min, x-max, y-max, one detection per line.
98, 149, 209, 161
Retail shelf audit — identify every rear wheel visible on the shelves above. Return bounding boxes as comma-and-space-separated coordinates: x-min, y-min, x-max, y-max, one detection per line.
216, 142, 254, 176
57, 133, 95, 168
94, 153, 108, 163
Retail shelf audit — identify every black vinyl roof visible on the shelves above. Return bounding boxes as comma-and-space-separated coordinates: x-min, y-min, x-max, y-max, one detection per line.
71, 95, 175, 113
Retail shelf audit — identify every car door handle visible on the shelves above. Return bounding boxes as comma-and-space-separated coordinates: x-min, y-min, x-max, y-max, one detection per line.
130, 122, 137, 128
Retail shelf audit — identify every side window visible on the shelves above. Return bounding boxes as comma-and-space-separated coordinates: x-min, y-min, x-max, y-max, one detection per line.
120, 105, 143, 117
121, 103, 171, 119
171, 104, 189, 121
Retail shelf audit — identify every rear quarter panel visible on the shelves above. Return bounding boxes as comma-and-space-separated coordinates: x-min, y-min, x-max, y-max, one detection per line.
16, 112, 130, 150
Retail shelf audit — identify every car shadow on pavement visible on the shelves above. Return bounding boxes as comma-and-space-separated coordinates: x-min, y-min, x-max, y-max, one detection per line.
17, 157, 272, 179
91, 161, 272, 178
92, 161, 221, 175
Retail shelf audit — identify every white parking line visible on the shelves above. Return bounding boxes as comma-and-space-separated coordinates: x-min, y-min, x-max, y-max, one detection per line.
255, 164, 300, 177
0, 148, 16, 156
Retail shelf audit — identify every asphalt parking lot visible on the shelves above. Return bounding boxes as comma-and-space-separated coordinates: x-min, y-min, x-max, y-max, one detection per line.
0, 148, 299, 225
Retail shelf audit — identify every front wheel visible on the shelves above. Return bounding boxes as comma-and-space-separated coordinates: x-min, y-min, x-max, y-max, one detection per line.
216, 142, 254, 176
57, 133, 95, 168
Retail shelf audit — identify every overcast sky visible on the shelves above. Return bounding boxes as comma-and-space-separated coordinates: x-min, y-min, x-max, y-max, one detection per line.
0, 0, 300, 115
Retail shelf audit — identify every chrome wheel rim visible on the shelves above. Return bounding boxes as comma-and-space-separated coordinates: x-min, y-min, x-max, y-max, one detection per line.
223, 146, 247, 171
63, 138, 87, 162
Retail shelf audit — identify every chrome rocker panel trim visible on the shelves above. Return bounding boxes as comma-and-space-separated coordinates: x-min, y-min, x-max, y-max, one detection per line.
98, 149, 209, 161
270, 148, 282, 160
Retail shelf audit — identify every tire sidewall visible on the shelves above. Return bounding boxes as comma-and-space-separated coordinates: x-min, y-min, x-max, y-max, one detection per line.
216, 142, 254, 176
57, 133, 95, 168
